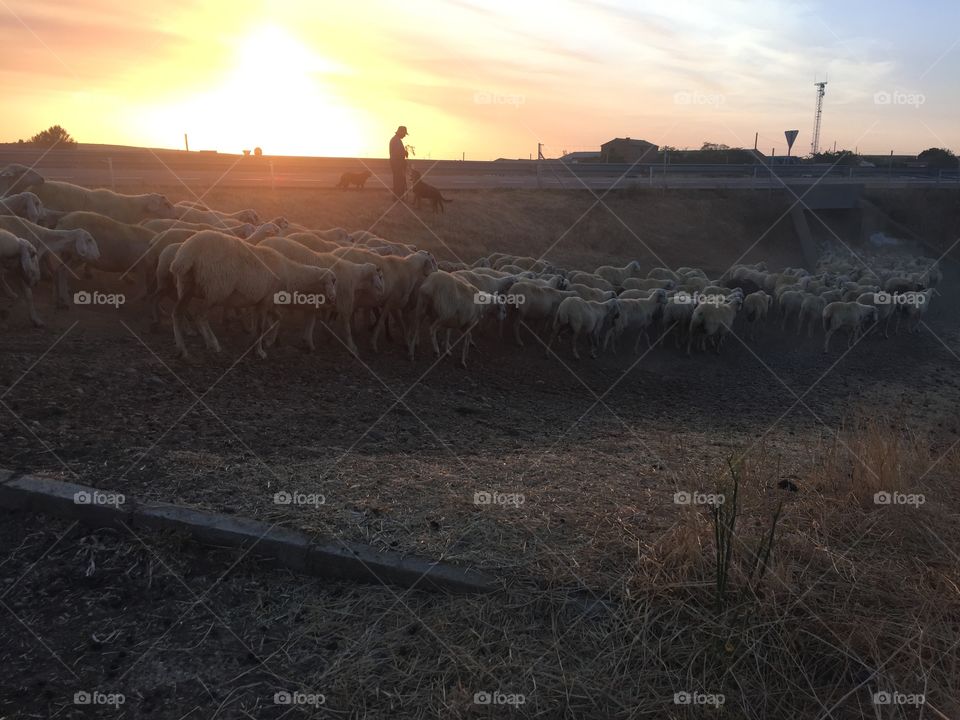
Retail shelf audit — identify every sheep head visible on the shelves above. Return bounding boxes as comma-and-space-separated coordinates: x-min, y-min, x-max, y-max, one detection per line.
0, 164, 44, 196
19, 239, 41, 286
146, 193, 177, 218
71, 229, 100, 261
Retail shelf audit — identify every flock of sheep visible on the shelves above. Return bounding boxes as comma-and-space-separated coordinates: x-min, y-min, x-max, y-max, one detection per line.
0, 163, 944, 367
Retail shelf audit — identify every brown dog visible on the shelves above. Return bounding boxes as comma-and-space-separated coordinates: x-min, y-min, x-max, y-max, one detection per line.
336, 171, 371, 190
409, 169, 453, 213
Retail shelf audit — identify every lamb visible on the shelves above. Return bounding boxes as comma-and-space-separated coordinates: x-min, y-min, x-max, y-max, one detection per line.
0, 164, 44, 197
894, 289, 934, 334
407, 271, 503, 367
0, 192, 43, 224
0, 216, 100, 308
822, 301, 878, 353
330, 248, 437, 351
259, 236, 385, 353
244, 222, 282, 245
595, 261, 643, 287
687, 296, 742, 355
56, 212, 157, 299
0, 229, 42, 327
30, 181, 177, 224
170, 231, 337, 359
741, 291, 772, 340
547, 297, 620, 360
566, 272, 615, 292
506, 281, 579, 346
883, 275, 925, 294
568, 283, 617, 302
797, 294, 826, 338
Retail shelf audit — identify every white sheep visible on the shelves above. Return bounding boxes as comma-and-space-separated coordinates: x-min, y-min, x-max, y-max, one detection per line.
547, 297, 621, 360
506, 281, 579, 346
778, 290, 805, 332
605, 292, 666, 354
0, 229, 42, 326
332, 247, 437, 352
259, 236, 384, 353
687, 295, 742, 354
566, 271, 615, 292
408, 271, 503, 367
31, 181, 177, 224
169, 230, 337, 359
822, 301, 878, 353
797, 294, 826, 338
142, 218, 252, 238
621, 277, 675, 292
0, 164, 44, 197
595, 261, 643, 287
741, 291, 772, 340
56, 211, 157, 300
0, 192, 42, 224
0, 216, 99, 308
568, 283, 617, 302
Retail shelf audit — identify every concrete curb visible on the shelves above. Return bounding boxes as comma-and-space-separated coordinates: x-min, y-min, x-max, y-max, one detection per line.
0, 470, 499, 595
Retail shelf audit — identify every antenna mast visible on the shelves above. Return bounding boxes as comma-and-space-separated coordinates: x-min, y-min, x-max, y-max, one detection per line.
811, 79, 827, 155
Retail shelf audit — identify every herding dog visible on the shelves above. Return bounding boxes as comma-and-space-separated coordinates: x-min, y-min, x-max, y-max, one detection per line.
409, 169, 453, 213
336, 171, 371, 190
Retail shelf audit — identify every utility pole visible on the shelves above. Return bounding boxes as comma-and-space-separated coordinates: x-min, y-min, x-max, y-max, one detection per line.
184, 133, 189, 152
537, 143, 543, 189
754, 132, 758, 150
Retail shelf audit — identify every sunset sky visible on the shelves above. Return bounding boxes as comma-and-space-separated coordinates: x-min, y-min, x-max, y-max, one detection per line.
2, 0, 957, 159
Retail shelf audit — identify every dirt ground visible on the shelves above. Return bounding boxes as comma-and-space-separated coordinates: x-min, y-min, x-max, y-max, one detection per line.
2, 186, 960, 718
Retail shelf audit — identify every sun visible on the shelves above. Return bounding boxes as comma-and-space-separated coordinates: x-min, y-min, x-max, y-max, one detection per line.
140, 24, 371, 157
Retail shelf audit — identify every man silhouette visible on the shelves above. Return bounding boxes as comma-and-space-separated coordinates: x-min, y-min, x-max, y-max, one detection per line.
390, 125, 409, 200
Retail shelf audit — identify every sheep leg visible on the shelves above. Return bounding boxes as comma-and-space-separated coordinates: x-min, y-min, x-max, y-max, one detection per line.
513, 314, 525, 347
444, 329, 453, 356
196, 310, 221, 353
172, 279, 195, 360
823, 327, 833, 353
429, 319, 442, 357
0, 274, 18, 300
18, 279, 44, 328
303, 312, 316, 352
370, 304, 390, 352
254, 307, 272, 359
460, 328, 473, 368
571, 330, 581, 360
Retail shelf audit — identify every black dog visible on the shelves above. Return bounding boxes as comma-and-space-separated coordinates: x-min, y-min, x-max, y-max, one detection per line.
409, 169, 453, 213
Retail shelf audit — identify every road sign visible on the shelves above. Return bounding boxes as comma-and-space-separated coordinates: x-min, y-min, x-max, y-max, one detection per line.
785, 130, 799, 156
